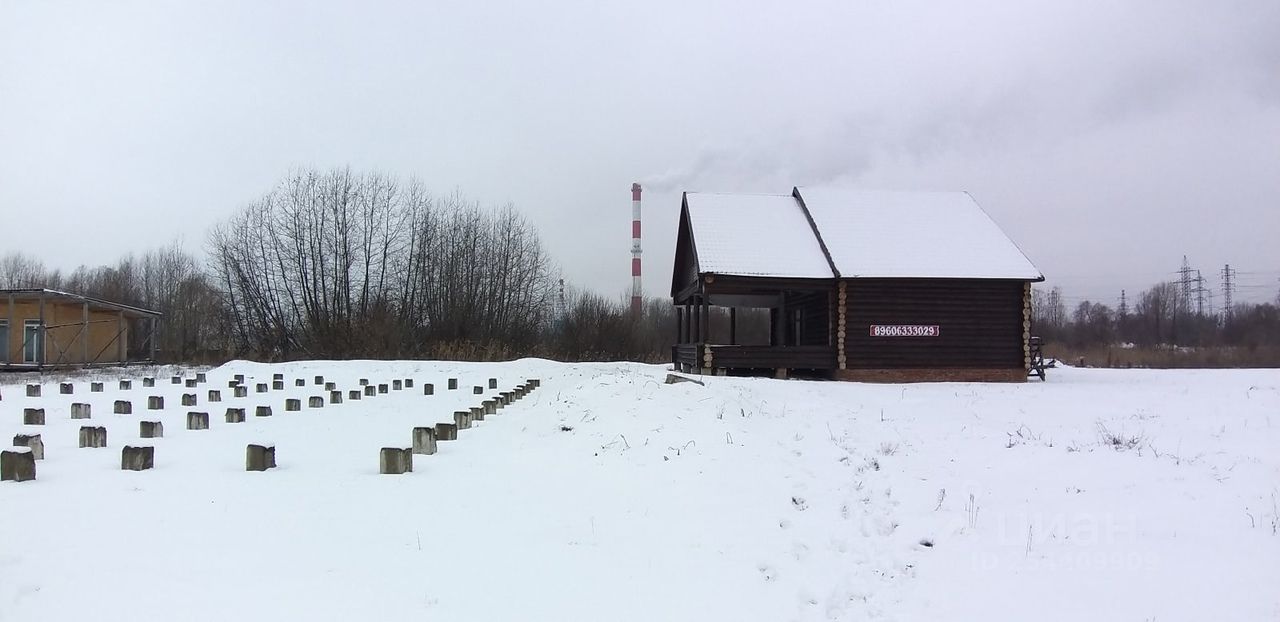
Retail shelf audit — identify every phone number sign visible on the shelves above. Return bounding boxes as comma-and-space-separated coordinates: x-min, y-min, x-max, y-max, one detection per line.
869, 324, 940, 337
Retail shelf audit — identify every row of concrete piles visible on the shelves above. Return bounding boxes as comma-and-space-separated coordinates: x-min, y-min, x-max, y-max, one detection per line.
3, 372, 542, 481
379, 377, 542, 474
0, 372, 212, 401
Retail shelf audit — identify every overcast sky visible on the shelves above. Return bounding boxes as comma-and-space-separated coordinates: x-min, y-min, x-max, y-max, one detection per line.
2, 0, 1277, 307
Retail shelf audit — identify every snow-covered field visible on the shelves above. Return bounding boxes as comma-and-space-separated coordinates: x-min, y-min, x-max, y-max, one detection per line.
1, 361, 1278, 621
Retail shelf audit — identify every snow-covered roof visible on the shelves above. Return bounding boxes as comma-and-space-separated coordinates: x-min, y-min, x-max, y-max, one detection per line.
683, 192, 833, 279
794, 188, 1043, 280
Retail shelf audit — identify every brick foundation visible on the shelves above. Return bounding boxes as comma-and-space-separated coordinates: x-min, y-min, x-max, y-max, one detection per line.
835, 368, 1027, 383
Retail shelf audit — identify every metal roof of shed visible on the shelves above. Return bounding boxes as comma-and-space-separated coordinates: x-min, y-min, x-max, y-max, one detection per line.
0, 288, 162, 317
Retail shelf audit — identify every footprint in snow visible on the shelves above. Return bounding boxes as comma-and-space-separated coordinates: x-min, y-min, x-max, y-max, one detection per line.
791, 496, 808, 511
757, 563, 778, 582
791, 541, 810, 562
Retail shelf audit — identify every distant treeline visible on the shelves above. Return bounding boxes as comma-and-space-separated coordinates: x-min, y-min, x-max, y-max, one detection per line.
1, 168, 675, 364
1033, 284, 1280, 367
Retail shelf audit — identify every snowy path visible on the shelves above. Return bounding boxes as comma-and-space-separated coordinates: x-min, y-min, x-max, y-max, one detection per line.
1, 361, 1278, 621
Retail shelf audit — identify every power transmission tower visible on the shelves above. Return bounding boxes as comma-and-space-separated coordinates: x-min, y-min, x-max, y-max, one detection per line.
553, 278, 568, 332
557, 278, 567, 317
1220, 264, 1235, 318
1192, 270, 1208, 316
1116, 289, 1129, 342
1179, 256, 1194, 314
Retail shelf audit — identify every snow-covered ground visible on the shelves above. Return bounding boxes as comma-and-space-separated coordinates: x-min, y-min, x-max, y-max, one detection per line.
1, 361, 1277, 621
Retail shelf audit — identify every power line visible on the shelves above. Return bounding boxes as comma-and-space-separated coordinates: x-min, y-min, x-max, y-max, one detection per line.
1036, 261, 1280, 307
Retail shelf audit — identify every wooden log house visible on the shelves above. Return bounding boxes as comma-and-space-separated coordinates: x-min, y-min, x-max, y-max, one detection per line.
671, 188, 1043, 382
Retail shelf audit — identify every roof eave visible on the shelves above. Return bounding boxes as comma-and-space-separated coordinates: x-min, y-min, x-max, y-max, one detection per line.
0, 288, 163, 317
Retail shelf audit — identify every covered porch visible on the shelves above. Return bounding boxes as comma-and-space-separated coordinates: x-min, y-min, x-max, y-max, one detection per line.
671, 275, 836, 377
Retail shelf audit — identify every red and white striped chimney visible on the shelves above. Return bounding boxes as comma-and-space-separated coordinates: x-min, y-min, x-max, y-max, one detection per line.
630, 182, 643, 314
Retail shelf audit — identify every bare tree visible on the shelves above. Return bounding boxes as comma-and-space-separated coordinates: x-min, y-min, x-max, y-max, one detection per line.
207, 168, 558, 359
0, 253, 48, 288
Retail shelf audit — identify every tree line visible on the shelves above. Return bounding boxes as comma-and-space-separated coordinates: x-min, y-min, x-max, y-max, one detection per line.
2, 168, 675, 364
1032, 283, 1280, 366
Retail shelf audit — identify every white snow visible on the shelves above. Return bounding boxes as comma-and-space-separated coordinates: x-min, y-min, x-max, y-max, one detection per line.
2, 362, 1278, 621
684, 192, 833, 278
795, 187, 1043, 280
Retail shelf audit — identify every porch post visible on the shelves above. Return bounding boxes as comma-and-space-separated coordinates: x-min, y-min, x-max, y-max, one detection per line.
700, 297, 709, 344
689, 302, 695, 342
5, 293, 12, 366
38, 291, 45, 368
692, 298, 698, 343
683, 304, 691, 342
769, 308, 777, 347
729, 307, 737, 345
691, 300, 699, 343
675, 305, 686, 345
773, 293, 788, 346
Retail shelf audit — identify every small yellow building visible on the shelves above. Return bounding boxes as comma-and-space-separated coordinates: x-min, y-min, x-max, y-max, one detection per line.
1, 289, 160, 370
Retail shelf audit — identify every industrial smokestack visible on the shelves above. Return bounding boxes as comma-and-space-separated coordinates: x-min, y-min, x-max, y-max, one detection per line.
631, 182, 643, 314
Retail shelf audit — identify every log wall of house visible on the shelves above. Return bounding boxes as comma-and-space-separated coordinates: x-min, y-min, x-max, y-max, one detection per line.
842, 279, 1024, 369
